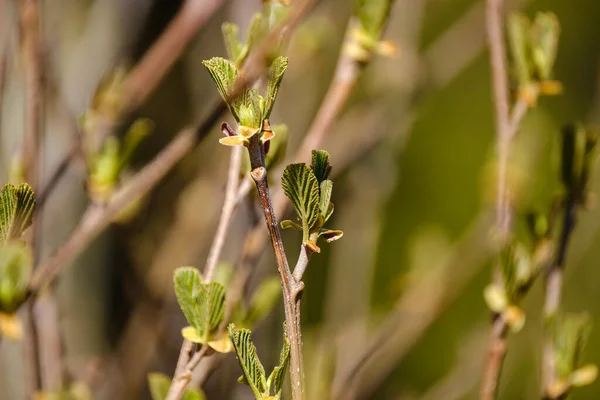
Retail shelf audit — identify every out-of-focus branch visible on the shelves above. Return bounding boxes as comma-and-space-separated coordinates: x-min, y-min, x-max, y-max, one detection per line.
37, 0, 229, 205
26, 0, 318, 300
330, 214, 496, 400
165, 133, 243, 400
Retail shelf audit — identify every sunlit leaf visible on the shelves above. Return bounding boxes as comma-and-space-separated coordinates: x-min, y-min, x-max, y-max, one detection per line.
202, 57, 240, 119
530, 12, 560, 81
281, 164, 320, 242
0, 242, 33, 313
356, 0, 396, 38
222, 22, 243, 64
0, 183, 36, 244
310, 150, 332, 184
280, 220, 302, 231
228, 324, 267, 399
507, 12, 533, 87
148, 373, 171, 400
267, 323, 290, 397
319, 180, 333, 221
552, 312, 592, 379
319, 228, 344, 243
264, 56, 288, 119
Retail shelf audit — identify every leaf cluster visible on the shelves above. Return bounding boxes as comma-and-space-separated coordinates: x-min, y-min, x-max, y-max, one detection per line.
85, 118, 153, 203
228, 323, 290, 400
281, 150, 343, 253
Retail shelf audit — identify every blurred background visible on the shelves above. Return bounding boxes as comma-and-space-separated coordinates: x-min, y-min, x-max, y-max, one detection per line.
1, 0, 600, 399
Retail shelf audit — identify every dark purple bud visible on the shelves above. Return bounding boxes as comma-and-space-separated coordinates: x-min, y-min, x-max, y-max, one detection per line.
264, 139, 271, 155
221, 122, 236, 137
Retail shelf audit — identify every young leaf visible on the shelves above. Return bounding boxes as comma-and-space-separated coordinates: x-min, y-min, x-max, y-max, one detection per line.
552, 313, 592, 379
267, 324, 290, 397
281, 164, 320, 241
222, 22, 243, 64
196, 281, 226, 341
244, 13, 266, 63
310, 150, 332, 184
356, 0, 396, 38
264, 56, 288, 119
319, 180, 333, 221
0, 183, 36, 244
507, 12, 533, 87
319, 229, 344, 243
148, 373, 171, 400
0, 241, 33, 313
173, 267, 204, 334
280, 220, 302, 231
228, 324, 268, 399
530, 12, 560, 81
118, 118, 153, 172
202, 58, 240, 119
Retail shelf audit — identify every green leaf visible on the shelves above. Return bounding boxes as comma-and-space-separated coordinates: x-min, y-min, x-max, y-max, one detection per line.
507, 12, 533, 87
244, 276, 281, 328
356, 0, 396, 38
148, 373, 170, 400
310, 150, 332, 184
280, 220, 302, 231
319, 180, 333, 222
264, 56, 288, 119
173, 267, 226, 342
118, 118, 153, 172
244, 13, 266, 62
222, 22, 243, 64
0, 241, 33, 313
319, 228, 344, 243
202, 57, 240, 119
0, 183, 36, 244
281, 164, 320, 242
499, 242, 531, 302
228, 324, 268, 399
267, 323, 290, 397
237, 88, 264, 131
552, 313, 592, 379
530, 12, 560, 81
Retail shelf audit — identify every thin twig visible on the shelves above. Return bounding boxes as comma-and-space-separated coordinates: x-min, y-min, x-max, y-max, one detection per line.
480, 0, 527, 396
203, 142, 243, 282
165, 133, 243, 399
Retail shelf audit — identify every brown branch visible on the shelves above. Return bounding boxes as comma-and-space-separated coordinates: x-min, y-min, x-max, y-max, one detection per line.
165, 345, 209, 400
246, 134, 305, 400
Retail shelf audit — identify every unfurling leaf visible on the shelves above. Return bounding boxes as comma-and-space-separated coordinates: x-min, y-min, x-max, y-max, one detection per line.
0, 241, 33, 313
118, 118, 153, 172
507, 12, 533, 88
310, 150, 332, 184
264, 57, 288, 119
228, 324, 268, 399
570, 364, 598, 387
173, 267, 225, 343
281, 164, 320, 242
356, 0, 397, 38
483, 284, 508, 313
202, 58, 240, 119
280, 220, 302, 231
0, 183, 36, 244
222, 22, 244, 64
561, 124, 598, 203
530, 12, 560, 81
319, 229, 344, 243
267, 324, 290, 398
319, 180, 333, 221
552, 312, 592, 380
